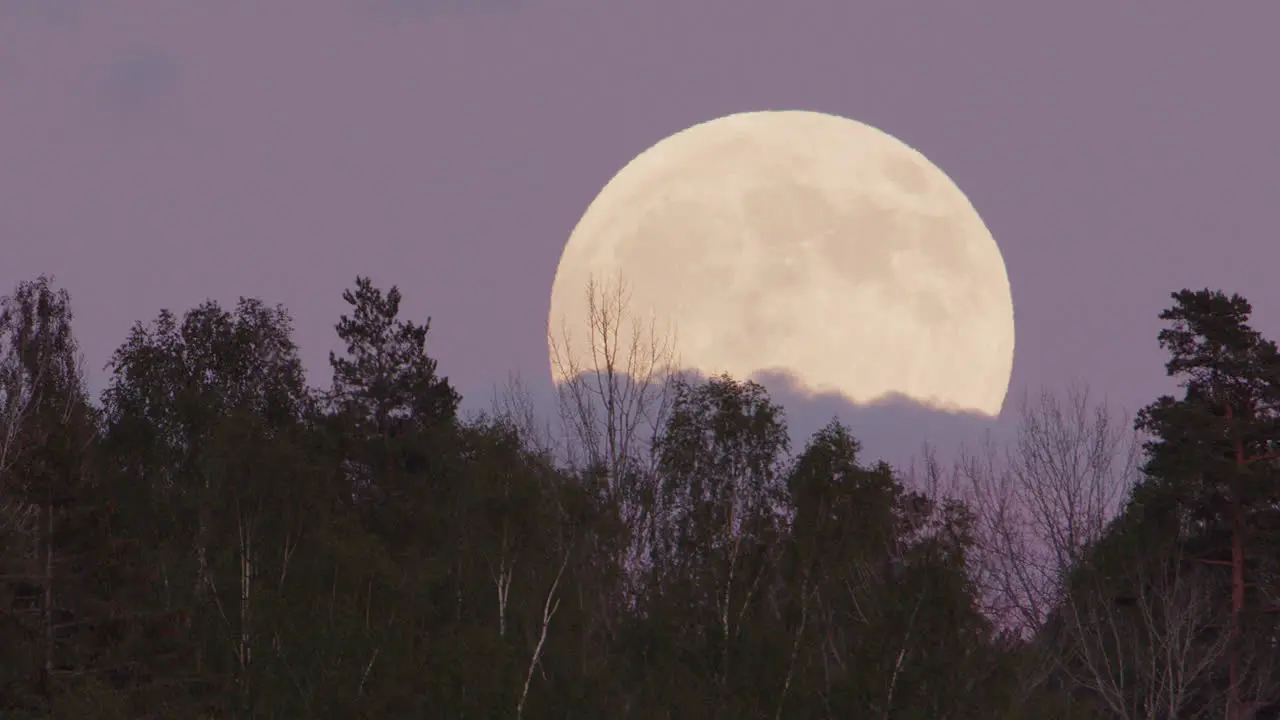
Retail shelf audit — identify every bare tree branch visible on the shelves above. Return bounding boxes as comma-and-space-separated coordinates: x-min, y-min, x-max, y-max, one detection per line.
548, 272, 680, 602
517, 549, 570, 720
933, 383, 1141, 638
1053, 541, 1230, 719
550, 272, 679, 481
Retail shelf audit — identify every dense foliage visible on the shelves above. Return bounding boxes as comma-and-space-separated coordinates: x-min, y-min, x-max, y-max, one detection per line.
0, 275, 1277, 718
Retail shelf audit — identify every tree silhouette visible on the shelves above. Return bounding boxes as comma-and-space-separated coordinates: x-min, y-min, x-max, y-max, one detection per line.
3, 274, 1276, 718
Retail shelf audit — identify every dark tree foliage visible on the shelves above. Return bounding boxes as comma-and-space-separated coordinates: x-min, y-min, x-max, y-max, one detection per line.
1037, 289, 1280, 719
4, 275, 1277, 718
328, 276, 459, 433
323, 277, 462, 549
1134, 290, 1280, 528
0, 278, 147, 717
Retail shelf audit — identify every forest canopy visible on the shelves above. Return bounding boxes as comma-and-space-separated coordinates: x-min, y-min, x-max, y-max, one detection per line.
0, 275, 1278, 719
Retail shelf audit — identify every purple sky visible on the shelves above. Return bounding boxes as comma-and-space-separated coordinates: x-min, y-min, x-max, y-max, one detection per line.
3, 1, 1279, 462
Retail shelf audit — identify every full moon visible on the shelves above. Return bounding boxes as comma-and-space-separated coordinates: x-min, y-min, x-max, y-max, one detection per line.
548, 110, 1014, 416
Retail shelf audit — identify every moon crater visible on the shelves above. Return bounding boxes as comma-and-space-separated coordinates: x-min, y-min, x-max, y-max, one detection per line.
549, 110, 1015, 416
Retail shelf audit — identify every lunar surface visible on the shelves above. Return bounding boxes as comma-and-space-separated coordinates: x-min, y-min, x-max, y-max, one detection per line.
548, 110, 1014, 416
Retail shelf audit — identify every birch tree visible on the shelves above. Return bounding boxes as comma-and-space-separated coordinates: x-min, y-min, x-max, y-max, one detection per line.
0, 277, 96, 702
781, 420, 1008, 719
651, 375, 789, 697
0, 277, 84, 538
101, 296, 311, 707
549, 272, 679, 610
549, 273, 677, 502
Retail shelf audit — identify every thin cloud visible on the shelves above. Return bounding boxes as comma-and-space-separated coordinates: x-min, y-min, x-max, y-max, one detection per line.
101, 49, 181, 110
366, 0, 521, 19
751, 369, 1002, 472
0, 0, 90, 27
95, 49, 184, 137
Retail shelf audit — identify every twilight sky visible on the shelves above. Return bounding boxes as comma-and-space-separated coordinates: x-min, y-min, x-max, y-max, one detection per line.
3, 1, 1279, 465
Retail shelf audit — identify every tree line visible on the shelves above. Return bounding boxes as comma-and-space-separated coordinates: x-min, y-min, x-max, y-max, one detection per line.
0, 273, 1278, 719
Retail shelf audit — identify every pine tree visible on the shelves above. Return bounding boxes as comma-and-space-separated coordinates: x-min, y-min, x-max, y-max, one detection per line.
1134, 289, 1280, 719
325, 277, 460, 547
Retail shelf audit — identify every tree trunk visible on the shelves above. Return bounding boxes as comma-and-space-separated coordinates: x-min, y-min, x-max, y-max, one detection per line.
42, 486, 53, 690
238, 501, 253, 708
1222, 401, 1280, 720
1230, 424, 1246, 720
